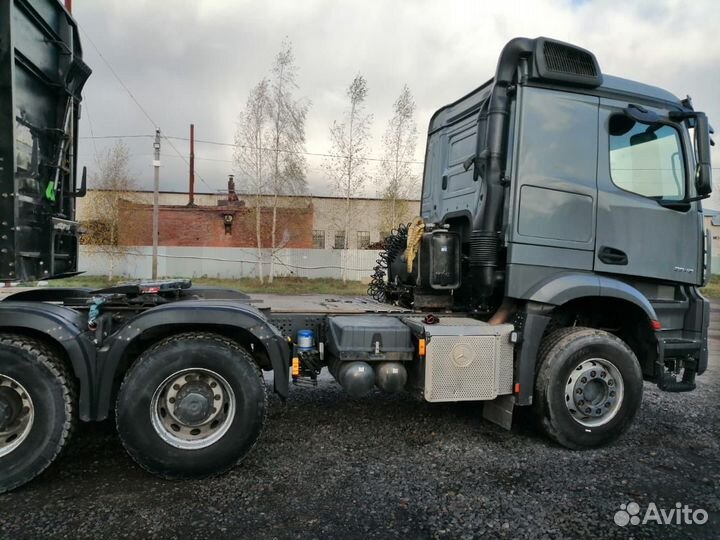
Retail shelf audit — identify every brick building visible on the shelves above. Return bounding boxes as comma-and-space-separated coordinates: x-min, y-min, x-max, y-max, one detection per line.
117, 200, 313, 248
77, 189, 420, 249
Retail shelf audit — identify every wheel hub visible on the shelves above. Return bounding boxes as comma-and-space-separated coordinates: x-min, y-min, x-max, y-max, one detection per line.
150, 368, 235, 450
0, 375, 34, 457
565, 358, 624, 427
0, 386, 22, 431
173, 382, 214, 426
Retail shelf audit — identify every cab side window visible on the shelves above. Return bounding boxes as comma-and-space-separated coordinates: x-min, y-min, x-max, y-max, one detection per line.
608, 115, 685, 201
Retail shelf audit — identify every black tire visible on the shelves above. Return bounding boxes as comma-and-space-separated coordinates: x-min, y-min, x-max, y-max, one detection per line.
116, 332, 268, 479
0, 334, 76, 494
533, 327, 643, 449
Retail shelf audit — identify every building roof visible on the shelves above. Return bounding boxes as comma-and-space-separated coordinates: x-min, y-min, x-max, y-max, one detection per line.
87, 188, 421, 203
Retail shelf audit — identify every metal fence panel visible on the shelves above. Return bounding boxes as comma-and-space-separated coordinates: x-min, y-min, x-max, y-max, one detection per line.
79, 246, 381, 281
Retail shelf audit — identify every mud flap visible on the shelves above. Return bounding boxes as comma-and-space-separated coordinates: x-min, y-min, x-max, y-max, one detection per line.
482, 394, 515, 430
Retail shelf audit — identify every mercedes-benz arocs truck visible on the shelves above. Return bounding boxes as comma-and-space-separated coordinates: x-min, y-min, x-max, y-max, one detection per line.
0, 0, 713, 493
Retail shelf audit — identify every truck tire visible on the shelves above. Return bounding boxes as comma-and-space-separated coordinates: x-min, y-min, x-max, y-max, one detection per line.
0, 334, 76, 493
533, 327, 643, 449
116, 332, 268, 479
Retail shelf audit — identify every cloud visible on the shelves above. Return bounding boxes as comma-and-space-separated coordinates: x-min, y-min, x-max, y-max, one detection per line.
73, 0, 720, 204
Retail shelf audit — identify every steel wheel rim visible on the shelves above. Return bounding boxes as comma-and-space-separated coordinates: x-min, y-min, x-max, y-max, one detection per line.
0, 375, 34, 458
150, 368, 236, 450
565, 357, 624, 427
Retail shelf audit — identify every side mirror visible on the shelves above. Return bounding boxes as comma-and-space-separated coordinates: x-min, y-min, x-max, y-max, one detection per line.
694, 112, 713, 198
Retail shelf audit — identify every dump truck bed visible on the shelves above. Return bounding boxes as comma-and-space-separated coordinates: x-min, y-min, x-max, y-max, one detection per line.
1, 0, 90, 282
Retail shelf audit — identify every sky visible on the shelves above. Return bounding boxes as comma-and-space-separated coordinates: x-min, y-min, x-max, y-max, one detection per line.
72, 0, 720, 204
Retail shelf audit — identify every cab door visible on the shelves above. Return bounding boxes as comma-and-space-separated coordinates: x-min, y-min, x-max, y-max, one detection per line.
594, 98, 702, 284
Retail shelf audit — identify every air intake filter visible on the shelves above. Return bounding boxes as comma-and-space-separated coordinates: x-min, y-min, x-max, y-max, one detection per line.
533, 37, 602, 87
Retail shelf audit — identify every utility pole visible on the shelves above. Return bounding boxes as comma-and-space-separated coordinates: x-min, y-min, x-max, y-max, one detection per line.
152, 129, 161, 279
187, 123, 195, 207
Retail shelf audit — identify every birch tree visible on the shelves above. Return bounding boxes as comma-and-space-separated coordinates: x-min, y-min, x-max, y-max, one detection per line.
81, 140, 140, 281
234, 79, 272, 282
325, 74, 373, 281
378, 85, 419, 231
267, 40, 309, 282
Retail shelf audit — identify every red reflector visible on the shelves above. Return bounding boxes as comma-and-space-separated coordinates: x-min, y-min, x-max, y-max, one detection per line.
650, 320, 662, 330
514, 383, 521, 394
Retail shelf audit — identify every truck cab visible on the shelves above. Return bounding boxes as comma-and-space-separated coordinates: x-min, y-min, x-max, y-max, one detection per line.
376, 37, 713, 444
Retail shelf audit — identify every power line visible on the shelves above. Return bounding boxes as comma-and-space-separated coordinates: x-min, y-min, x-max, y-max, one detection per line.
165, 135, 425, 165
79, 134, 425, 166
77, 25, 157, 130
79, 134, 151, 140
81, 92, 100, 164
76, 24, 214, 191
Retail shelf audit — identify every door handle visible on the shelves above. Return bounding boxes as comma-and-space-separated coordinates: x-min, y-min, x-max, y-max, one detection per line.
598, 246, 628, 266
441, 175, 448, 190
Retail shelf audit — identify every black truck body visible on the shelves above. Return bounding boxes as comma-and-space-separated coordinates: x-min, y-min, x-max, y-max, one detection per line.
0, 0, 89, 283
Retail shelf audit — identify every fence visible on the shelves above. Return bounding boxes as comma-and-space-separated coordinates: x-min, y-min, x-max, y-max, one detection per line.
78, 246, 720, 282
79, 246, 382, 281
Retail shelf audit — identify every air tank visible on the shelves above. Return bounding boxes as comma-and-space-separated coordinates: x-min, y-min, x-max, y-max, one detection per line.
374, 362, 408, 393
335, 361, 375, 397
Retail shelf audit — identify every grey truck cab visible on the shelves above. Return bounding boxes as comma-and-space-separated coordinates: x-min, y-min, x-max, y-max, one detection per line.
0, 10, 713, 494
380, 37, 713, 445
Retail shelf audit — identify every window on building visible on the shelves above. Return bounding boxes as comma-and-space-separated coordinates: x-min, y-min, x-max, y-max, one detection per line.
609, 115, 685, 201
334, 231, 346, 249
357, 231, 370, 249
312, 230, 325, 249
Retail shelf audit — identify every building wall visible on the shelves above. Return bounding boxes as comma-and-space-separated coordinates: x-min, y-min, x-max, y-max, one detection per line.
311, 197, 420, 249
118, 202, 313, 248
77, 190, 421, 250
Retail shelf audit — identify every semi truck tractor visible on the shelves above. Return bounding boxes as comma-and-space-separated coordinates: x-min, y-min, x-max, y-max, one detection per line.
0, 0, 714, 493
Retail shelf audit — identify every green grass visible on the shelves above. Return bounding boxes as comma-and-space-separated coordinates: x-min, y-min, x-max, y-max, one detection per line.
39, 275, 369, 296
701, 275, 720, 298
38, 273, 720, 299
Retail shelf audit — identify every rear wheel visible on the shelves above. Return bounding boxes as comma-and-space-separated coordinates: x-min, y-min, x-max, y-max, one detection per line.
533, 327, 643, 449
116, 332, 268, 478
0, 334, 75, 493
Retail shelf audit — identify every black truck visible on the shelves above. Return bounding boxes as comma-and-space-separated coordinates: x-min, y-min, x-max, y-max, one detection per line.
0, 0, 713, 493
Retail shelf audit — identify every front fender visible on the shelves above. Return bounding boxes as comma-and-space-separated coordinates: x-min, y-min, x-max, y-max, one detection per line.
96, 300, 289, 420
525, 272, 657, 321
0, 302, 96, 420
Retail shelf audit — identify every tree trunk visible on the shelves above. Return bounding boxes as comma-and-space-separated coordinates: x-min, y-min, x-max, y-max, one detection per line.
269, 193, 278, 283
256, 194, 264, 283
108, 222, 116, 281
343, 197, 351, 283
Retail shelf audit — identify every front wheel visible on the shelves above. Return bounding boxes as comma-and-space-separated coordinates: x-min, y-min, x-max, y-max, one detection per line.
116, 332, 268, 479
533, 327, 643, 449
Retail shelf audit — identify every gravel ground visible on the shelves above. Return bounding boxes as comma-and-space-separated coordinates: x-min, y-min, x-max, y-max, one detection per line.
1, 314, 719, 539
